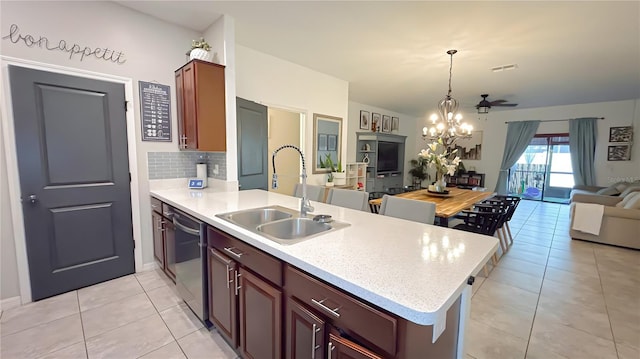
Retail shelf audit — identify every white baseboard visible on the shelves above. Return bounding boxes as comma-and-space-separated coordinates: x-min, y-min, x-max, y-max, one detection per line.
0, 296, 22, 310
140, 261, 159, 272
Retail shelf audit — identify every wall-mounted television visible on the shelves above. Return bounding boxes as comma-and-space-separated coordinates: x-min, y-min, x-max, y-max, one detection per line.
377, 141, 400, 173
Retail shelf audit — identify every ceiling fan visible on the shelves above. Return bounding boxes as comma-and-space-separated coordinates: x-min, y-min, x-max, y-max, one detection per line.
476, 94, 518, 114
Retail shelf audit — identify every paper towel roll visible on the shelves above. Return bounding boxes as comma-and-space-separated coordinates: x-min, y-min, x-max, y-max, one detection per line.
196, 164, 208, 188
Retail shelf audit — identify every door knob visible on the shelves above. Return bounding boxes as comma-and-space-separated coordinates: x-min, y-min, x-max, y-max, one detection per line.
27, 194, 38, 203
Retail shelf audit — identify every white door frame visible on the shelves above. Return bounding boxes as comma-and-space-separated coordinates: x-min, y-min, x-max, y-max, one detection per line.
0, 56, 143, 304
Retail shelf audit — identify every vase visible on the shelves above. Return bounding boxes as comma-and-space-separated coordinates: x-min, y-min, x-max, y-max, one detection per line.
189, 48, 213, 62
333, 172, 346, 186
434, 175, 447, 192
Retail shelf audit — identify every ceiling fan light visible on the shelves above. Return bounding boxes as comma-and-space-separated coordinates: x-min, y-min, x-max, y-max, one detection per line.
477, 105, 489, 114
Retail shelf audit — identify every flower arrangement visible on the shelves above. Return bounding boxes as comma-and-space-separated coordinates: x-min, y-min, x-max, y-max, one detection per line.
418, 138, 461, 181
191, 37, 211, 51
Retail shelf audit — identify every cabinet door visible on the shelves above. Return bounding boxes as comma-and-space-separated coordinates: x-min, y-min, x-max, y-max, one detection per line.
151, 211, 165, 268
208, 248, 238, 348
328, 333, 382, 359
181, 62, 198, 150
175, 69, 185, 149
164, 220, 176, 280
239, 268, 282, 359
286, 297, 325, 359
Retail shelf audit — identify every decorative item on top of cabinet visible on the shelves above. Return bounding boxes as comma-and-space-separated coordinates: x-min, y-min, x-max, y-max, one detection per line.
175, 59, 226, 151
189, 37, 214, 62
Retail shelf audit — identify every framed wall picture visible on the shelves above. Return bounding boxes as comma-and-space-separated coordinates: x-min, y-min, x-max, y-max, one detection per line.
371, 113, 381, 132
382, 115, 391, 133
391, 116, 399, 131
607, 145, 631, 161
359, 110, 370, 130
609, 126, 633, 142
448, 131, 483, 160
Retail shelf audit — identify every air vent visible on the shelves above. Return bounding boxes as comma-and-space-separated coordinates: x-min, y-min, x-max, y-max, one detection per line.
491, 64, 518, 72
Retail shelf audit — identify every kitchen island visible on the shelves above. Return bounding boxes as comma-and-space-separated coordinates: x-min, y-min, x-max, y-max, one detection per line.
150, 187, 498, 358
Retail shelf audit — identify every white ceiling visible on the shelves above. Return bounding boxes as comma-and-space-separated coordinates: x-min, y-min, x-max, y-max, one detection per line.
117, 1, 640, 118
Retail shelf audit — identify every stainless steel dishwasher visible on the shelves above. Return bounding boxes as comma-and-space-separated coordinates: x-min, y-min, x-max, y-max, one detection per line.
172, 208, 209, 325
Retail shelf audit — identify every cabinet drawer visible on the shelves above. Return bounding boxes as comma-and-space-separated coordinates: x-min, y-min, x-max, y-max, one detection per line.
151, 197, 162, 214
207, 226, 283, 287
285, 266, 397, 357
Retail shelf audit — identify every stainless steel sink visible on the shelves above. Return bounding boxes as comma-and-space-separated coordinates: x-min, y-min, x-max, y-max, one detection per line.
257, 218, 331, 240
216, 205, 349, 245
219, 206, 293, 228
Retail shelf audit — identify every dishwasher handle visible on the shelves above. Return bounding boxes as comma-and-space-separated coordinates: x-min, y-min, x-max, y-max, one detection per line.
173, 216, 201, 236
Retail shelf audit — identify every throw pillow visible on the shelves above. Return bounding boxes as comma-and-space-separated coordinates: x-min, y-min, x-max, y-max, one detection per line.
619, 186, 640, 197
596, 186, 620, 196
623, 193, 640, 209
616, 192, 639, 207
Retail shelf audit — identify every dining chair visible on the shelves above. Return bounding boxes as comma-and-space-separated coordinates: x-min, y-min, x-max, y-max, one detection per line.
326, 188, 369, 211
368, 191, 388, 213
386, 187, 406, 195
475, 200, 511, 253
378, 195, 436, 225
453, 206, 505, 275
293, 183, 325, 202
491, 195, 521, 245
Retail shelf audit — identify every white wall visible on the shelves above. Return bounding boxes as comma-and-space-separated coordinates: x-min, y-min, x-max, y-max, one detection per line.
235, 45, 349, 186
268, 108, 302, 195
347, 101, 421, 186
422, 99, 640, 191
0, 1, 203, 300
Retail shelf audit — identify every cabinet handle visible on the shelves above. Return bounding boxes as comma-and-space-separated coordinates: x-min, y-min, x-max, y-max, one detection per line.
311, 323, 320, 359
328, 342, 335, 359
234, 271, 242, 296
224, 246, 244, 259
311, 298, 341, 318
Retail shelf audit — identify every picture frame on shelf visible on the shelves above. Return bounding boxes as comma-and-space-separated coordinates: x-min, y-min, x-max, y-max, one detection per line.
371, 113, 381, 132
391, 116, 399, 131
359, 110, 370, 130
382, 115, 391, 133
607, 145, 631, 161
609, 126, 633, 143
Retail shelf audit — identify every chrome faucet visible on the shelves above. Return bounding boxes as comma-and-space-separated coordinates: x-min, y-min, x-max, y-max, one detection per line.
272, 145, 314, 217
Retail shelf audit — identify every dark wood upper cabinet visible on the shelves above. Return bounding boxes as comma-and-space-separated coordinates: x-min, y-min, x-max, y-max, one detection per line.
208, 247, 238, 347
286, 297, 326, 359
239, 268, 282, 359
175, 59, 226, 151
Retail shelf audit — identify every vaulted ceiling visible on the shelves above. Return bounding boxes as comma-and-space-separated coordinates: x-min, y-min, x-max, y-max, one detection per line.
117, 1, 640, 117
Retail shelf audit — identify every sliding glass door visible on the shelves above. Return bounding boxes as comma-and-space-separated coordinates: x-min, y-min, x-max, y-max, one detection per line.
508, 134, 574, 203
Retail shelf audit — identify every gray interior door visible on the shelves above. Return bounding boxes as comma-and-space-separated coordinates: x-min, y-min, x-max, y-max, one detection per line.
237, 97, 268, 190
9, 65, 134, 301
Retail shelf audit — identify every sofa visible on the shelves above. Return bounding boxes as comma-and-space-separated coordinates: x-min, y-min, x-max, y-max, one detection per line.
570, 181, 640, 202
569, 191, 640, 249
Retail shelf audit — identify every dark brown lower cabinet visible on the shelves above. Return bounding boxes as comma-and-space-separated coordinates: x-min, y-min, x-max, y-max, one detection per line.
208, 248, 237, 347
151, 211, 165, 268
328, 331, 383, 359
239, 268, 282, 359
164, 220, 176, 280
286, 297, 326, 359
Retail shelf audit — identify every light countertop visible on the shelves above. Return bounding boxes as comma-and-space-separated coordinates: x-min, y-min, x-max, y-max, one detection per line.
150, 187, 499, 326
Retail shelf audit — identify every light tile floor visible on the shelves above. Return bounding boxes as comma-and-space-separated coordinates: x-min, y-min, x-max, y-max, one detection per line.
0, 200, 637, 358
467, 200, 640, 359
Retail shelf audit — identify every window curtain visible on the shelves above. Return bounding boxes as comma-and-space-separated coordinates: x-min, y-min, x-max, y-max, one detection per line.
494, 121, 540, 194
569, 117, 598, 186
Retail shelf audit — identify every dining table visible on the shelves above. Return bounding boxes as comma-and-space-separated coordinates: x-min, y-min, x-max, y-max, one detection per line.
369, 187, 496, 226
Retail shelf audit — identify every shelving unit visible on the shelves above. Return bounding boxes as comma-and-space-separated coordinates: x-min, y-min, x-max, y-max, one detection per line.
356, 132, 407, 192
345, 162, 367, 191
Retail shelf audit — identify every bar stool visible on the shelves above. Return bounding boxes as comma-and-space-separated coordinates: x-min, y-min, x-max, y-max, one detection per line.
326, 188, 369, 211
378, 195, 436, 225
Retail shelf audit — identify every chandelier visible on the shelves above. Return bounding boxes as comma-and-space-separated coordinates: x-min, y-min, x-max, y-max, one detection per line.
422, 49, 472, 146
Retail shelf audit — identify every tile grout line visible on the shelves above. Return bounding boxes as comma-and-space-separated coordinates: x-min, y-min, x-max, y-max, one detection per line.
77, 291, 90, 359
133, 272, 191, 359
592, 249, 622, 359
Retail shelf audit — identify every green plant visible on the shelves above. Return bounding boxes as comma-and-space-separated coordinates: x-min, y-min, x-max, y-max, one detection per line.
322, 153, 340, 172
191, 37, 211, 51
327, 172, 334, 182
418, 138, 461, 180
408, 157, 429, 185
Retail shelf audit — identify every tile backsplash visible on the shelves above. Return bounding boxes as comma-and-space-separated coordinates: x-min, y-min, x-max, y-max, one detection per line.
148, 151, 226, 180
